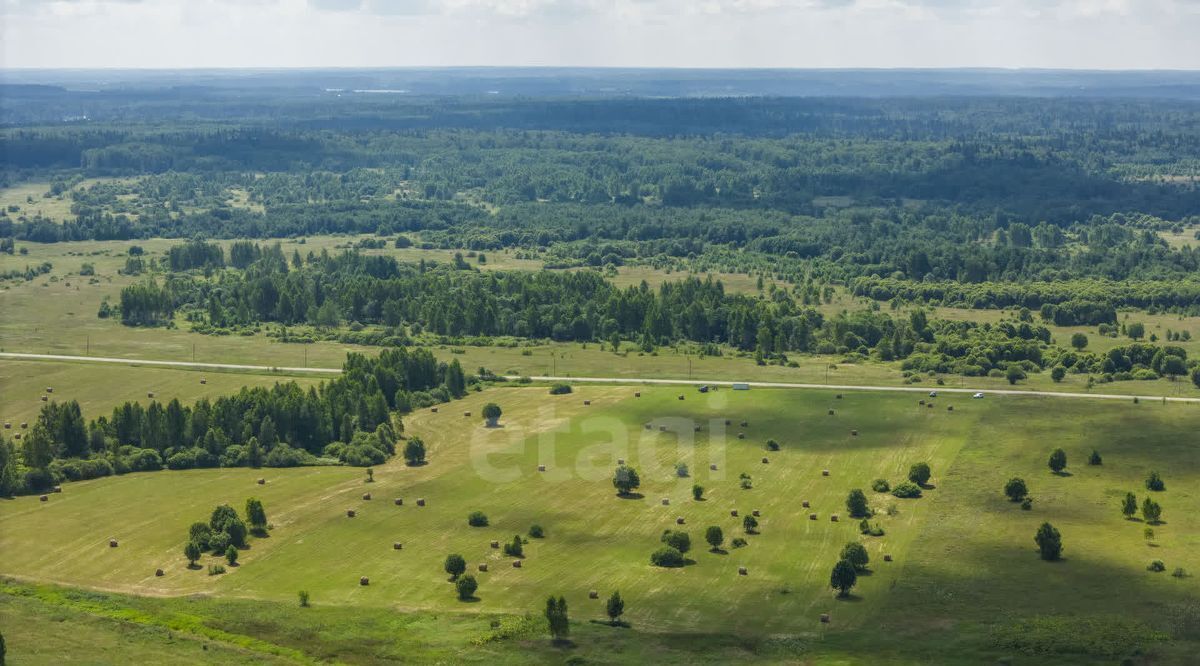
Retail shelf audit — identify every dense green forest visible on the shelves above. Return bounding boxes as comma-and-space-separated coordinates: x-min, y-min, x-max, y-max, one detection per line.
0, 348, 476, 496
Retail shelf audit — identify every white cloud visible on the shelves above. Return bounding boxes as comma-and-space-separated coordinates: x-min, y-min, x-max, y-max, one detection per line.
2, 0, 1199, 68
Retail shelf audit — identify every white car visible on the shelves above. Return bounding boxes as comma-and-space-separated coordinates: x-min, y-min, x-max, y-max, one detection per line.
972, 392, 985, 399
928, 391, 938, 398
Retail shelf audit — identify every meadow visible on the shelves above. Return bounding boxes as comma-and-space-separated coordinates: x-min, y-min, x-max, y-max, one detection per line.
2, 385, 1198, 662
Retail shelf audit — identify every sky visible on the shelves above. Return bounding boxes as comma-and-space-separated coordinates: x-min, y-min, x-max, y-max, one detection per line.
2, 0, 1199, 70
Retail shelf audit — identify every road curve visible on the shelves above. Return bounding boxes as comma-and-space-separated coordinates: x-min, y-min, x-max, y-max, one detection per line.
3, 351, 1198, 404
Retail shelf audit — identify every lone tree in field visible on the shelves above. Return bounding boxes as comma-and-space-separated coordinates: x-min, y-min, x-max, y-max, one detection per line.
504, 535, 525, 558
545, 596, 570, 641
1051, 366, 1066, 383
456, 574, 478, 600
612, 465, 641, 496
184, 540, 201, 567
1145, 471, 1165, 492
467, 511, 489, 527
1142, 498, 1163, 524
403, 437, 426, 466
606, 591, 625, 625
846, 489, 870, 518
1122, 492, 1138, 519
830, 559, 858, 597
1006, 366, 1026, 385
1088, 450, 1103, 466
482, 403, 502, 427
444, 553, 466, 581
1048, 449, 1068, 474
245, 498, 268, 536
225, 545, 239, 566
1035, 522, 1063, 561
743, 514, 759, 534
1004, 478, 1028, 502
705, 525, 725, 552
1070, 333, 1088, 350
840, 542, 870, 572
692, 484, 704, 501
908, 463, 932, 487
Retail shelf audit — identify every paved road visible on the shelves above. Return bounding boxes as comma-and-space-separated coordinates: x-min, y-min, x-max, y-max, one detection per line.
4, 351, 1199, 404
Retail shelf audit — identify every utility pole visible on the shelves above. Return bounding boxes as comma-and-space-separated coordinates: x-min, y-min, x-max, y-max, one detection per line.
304, 345, 308, 368
192, 343, 196, 363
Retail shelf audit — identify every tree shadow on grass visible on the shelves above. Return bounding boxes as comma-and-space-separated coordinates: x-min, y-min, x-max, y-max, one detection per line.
458, 596, 481, 603
1052, 471, 1073, 478
834, 593, 864, 603
709, 548, 728, 555
616, 492, 645, 500
405, 461, 429, 468
588, 619, 631, 629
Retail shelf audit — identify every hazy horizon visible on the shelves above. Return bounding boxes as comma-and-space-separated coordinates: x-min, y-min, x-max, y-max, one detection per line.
3, 1, 1200, 71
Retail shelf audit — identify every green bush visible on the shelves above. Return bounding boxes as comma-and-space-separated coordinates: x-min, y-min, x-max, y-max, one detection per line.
650, 546, 685, 568
548, 383, 572, 395
871, 478, 890, 493
892, 482, 922, 498
467, 511, 489, 527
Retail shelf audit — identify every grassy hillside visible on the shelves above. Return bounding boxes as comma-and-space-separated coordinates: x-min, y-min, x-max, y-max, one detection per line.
2, 386, 1198, 662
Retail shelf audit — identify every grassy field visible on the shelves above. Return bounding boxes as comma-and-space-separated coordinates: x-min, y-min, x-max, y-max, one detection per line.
2, 386, 1198, 662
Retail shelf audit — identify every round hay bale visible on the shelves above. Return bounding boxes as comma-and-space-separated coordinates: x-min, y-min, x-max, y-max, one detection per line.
694, 425, 701, 432
46, 386, 53, 393
634, 392, 641, 397
724, 419, 732, 426
200, 378, 207, 385
740, 421, 748, 427
394, 498, 403, 506
463, 411, 471, 417
730, 509, 739, 517
828, 409, 834, 416
737, 432, 745, 439
738, 566, 748, 576
393, 542, 403, 550
416, 498, 426, 506
537, 464, 546, 472
883, 554, 893, 562
362, 493, 372, 500
431, 407, 438, 413
644, 423, 652, 430
802, 500, 810, 508
947, 405, 954, 411
752, 509, 760, 517
155, 568, 164, 577
41, 395, 48, 402
710, 463, 718, 471
850, 430, 858, 437
617, 458, 625, 465
589, 590, 599, 599
830, 514, 839, 522
583, 400, 591, 405
346, 509, 356, 518
822, 469, 830, 477
13, 433, 20, 440
478, 563, 488, 572
256, 478, 266, 485
927, 403, 934, 409
39, 494, 48, 502
660, 425, 667, 432
676, 517, 685, 525
21, 422, 28, 429
808, 513, 817, 520
3, 422, 9, 429
761, 456, 769, 464
835, 394, 843, 400
512, 560, 522, 568
678, 395, 685, 401
820, 613, 831, 623
109, 539, 119, 548
661, 498, 670, 506
53, 485, 62, 493
490, 540, 500, 548
147, 392, 154, 398
360, 576, 370, 586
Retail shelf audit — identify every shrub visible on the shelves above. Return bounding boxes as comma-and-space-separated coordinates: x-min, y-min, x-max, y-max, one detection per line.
298, 590, 310, 607
871, 478, 890, 493
1142, 498, 1163, 524
207, 564, 227, 576
1172, 567, 1188, 578
528, 524, 545, 538
892, 482, 922, 498
444, 553, 466, 580
674, 462, 689, 478
661, 530, 691, 554
467, 511, 489, 527
188, 522, 213, 550
503, 535, 524, 558
1004, 477, 1028, 502
692, 484, 704, 501
265, 444, 312, 468
456, 574, 478, 600
1088, 450, 1103, 466
650, 546, 685, 567
840, 542, 870, 571
743, 515, 759, 534
606, 591, 625, 625
548, 383, 572, 395
184, 541, 201, 566
1050, 366, 1066, 382
1145, 471, 1165, 491
731, 537, 748, 548
1148, 560, 1166, 572
1035, 522, 1062, 561
208, 532, 230, 554
765, 439, 780, 451
1048, 448, 1068, 474
403, 437, 426, 466
846, 489, 870, 518
1021, 498, 1033, 510
225, 545, 239, 566
908, 462, 932, 486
